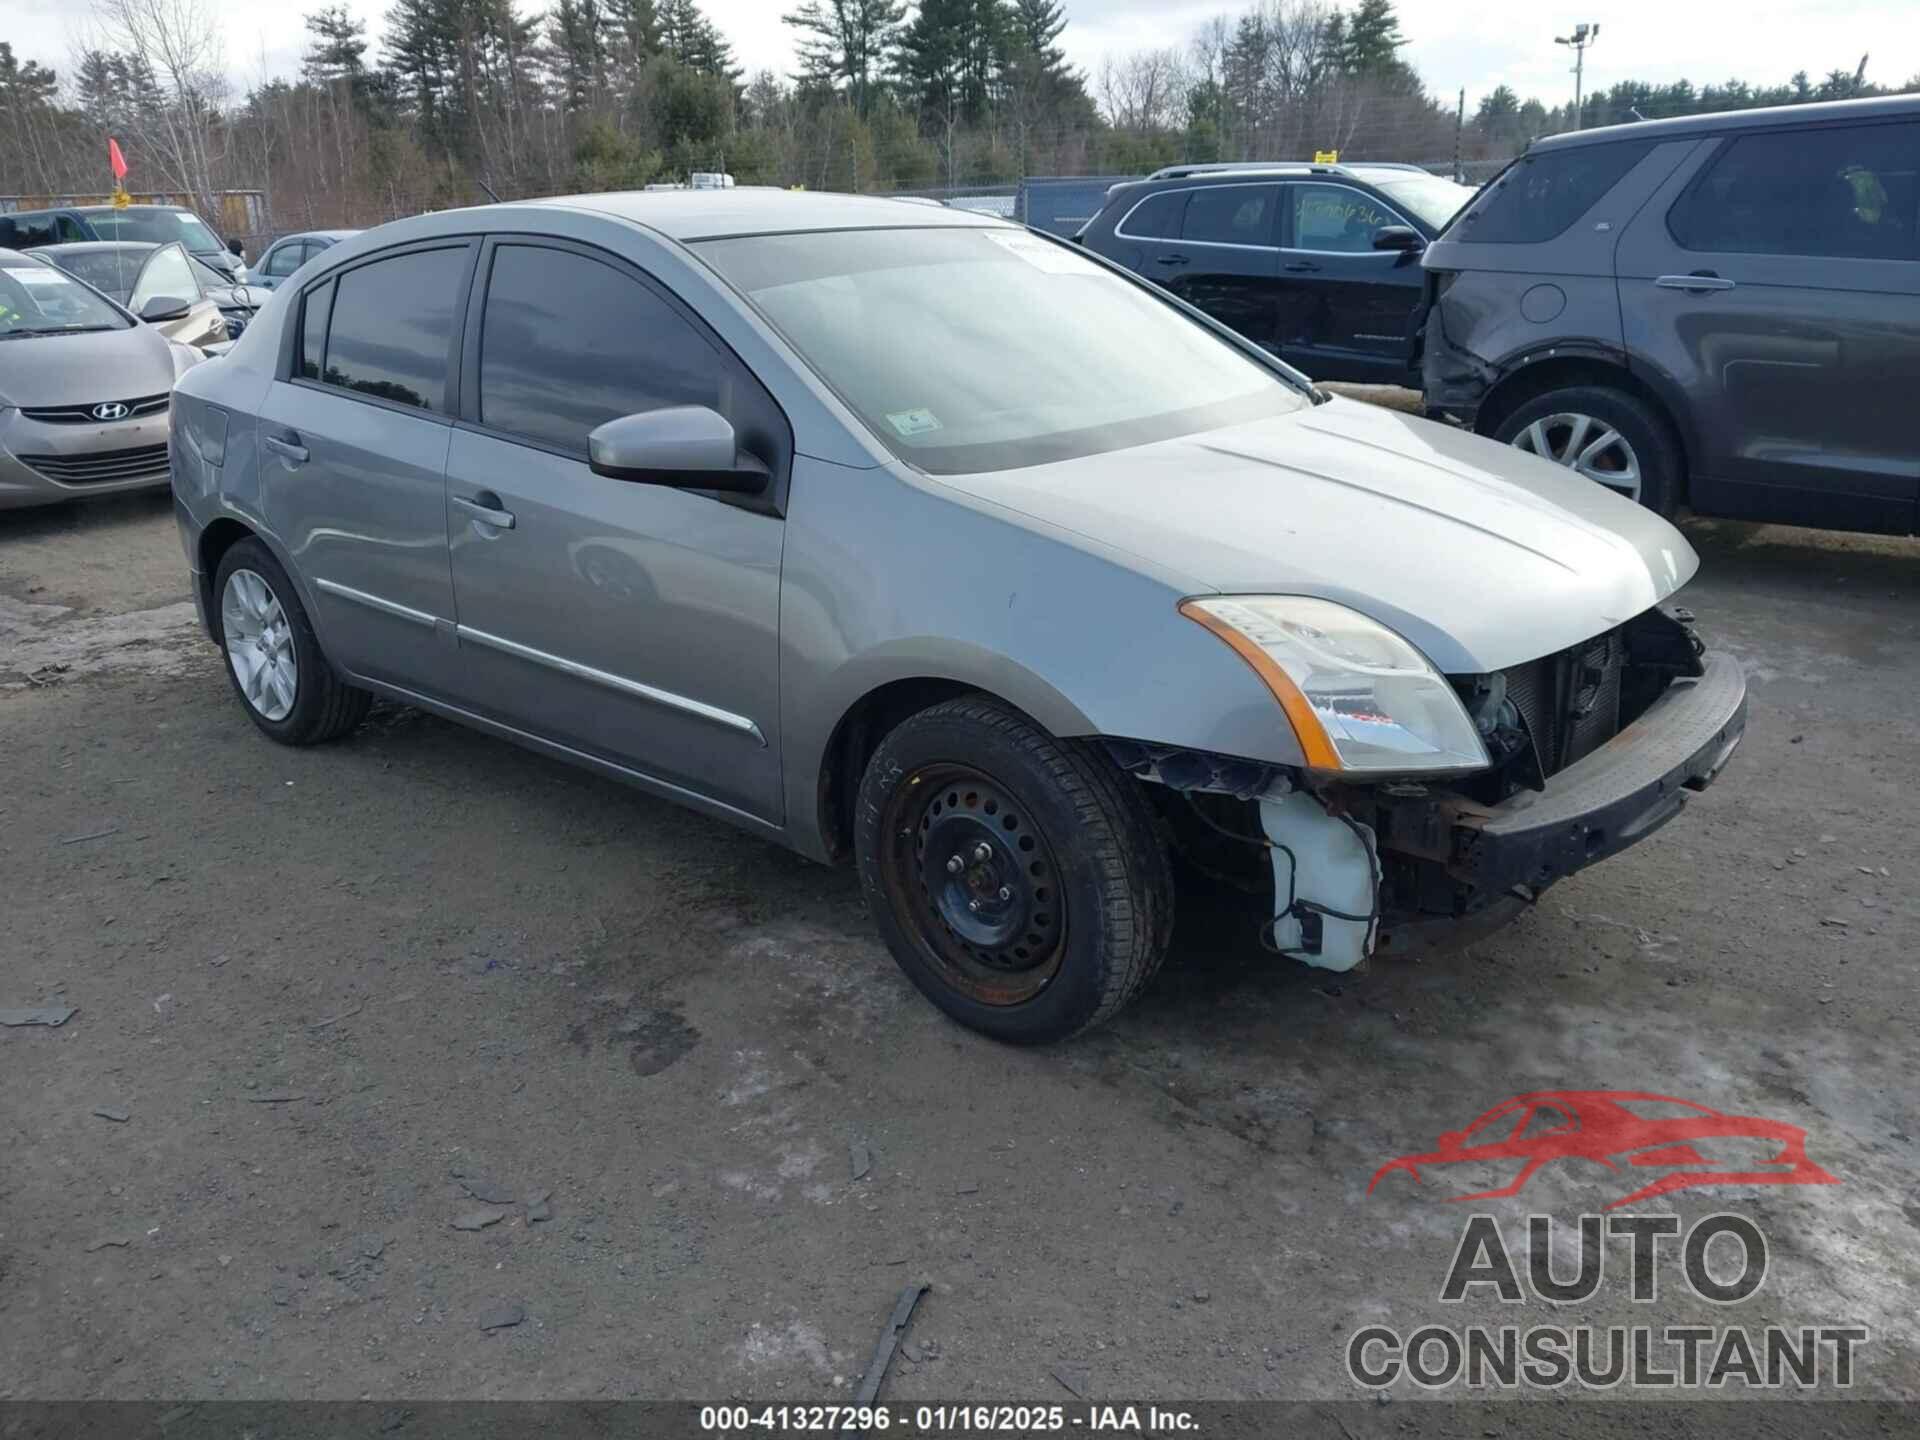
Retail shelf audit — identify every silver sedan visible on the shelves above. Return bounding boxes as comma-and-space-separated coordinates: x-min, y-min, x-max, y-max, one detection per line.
169, 192, 1745, 1042
0, 248, 201, 509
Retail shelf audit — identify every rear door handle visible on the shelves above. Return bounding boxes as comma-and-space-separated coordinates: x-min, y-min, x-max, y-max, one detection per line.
1655, 273, 1736, 292
452, 493, 515, 530
1283, 261, 1322, 273
1155, 253, 1189, 266
262, 433, 308, 465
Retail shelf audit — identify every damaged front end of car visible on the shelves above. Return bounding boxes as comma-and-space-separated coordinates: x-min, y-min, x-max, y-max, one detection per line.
1111, 604, 1746, 971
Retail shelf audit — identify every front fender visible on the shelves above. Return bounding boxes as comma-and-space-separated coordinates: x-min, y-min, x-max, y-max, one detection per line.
776, 459, 1309, 860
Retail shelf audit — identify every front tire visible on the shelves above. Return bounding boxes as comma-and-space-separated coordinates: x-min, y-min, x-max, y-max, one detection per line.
214, 538, 369, 745
855, 696, 1173, 1044
1493, 384, 1681, 517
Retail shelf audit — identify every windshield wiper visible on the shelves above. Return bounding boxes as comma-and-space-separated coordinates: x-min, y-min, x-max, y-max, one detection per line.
1, 325, 121, 338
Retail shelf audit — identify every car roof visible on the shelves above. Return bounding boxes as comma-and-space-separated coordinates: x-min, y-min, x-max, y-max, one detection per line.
69, 203, 191, 216
525, 189, 1008, 241
274, 229, 359, 243
1533, 91, 1920, 150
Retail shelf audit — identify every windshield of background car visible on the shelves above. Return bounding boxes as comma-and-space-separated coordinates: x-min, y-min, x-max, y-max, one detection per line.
51, 249, 146, 300
83, 208, 223, 252
1374, 175, 1480, 230
697, 226, 1307, 474
0, 262, 133, 334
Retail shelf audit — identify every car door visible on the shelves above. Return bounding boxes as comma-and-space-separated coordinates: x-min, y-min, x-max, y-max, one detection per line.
127, 242, 221, 348
257, 241, 474, 693
1277, 183, 1426, 383
440, 238, 787, 823
1617, 117, 1920, 534
1160, 183, 1283, 353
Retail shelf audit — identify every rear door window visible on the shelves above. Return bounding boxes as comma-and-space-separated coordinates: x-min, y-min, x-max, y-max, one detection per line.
1668, 121, 1918, 261
1119, 190, 1188, 239
1454, 140, 1654, 243
1181, 185, 1279, 247
317, 247, 466, 412
300, 279, 333, 380
266, 242, 307, 278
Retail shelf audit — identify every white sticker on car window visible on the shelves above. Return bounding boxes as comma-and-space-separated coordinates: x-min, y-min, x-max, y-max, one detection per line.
980, 229, 1103, 276
886, 408, 943, 437
5, 266, 73, 285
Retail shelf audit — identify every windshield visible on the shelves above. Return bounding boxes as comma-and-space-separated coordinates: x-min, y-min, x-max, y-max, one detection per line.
0, 262, 133, 335
1376, 175, 1480, 231
49, 249, 148, 301
82, 208, 223, 253
698, 227, 1306, 474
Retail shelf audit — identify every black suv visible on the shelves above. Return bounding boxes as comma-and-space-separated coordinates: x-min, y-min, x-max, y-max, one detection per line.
1076, 162, 1478, 383
1422, 95, 1919, 534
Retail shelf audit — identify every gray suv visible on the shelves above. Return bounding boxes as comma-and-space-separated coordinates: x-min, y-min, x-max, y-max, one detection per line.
1422, 94, 1918, 534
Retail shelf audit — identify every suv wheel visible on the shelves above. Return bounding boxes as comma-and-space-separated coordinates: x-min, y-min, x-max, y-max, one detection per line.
215, 538, 370, 745
855, 696, 1173, 1044
1493, 385, 1680, 517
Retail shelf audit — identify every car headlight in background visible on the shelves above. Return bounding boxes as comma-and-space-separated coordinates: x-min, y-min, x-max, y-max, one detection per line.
1180, 595, 1490, 774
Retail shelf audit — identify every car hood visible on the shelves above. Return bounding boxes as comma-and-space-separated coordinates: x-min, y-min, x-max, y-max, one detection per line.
0, 324, 179, 408
937, 397, 1698, 673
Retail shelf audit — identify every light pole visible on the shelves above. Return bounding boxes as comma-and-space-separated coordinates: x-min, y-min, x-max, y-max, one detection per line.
1556, 23, 1599, 129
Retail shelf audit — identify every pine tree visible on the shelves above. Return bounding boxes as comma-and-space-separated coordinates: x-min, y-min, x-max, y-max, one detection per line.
1008, 0, 1067, 79
783, 0, 905, 117
1341, 0, 1406, 76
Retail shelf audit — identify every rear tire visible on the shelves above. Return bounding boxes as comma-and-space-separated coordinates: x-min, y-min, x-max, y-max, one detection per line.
214, 538, 370, 746
855, 696, 1173, 1044
1493, 384, 1681, 518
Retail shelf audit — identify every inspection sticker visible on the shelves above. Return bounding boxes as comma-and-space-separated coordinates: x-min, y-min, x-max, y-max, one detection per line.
981, 229, 1102, 275
886, 408, 943, 437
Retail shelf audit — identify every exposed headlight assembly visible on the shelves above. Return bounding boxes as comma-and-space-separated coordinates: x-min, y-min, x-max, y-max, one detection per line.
1180, 595, 1489, 774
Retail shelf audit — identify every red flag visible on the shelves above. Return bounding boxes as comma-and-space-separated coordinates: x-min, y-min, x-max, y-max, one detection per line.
108, 137, 128, 181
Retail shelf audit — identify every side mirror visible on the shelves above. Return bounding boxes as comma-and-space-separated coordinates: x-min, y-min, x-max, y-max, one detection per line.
588, 406, 770, 495
139, 295, 193, 323
1372, 225, 1424, 253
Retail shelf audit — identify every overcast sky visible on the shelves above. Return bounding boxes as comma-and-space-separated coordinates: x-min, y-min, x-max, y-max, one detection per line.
11, 0, 1917, 120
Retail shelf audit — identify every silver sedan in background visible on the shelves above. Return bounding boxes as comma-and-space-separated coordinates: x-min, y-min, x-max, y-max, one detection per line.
168, 192, 1745, 1043
0, 248, 201, 509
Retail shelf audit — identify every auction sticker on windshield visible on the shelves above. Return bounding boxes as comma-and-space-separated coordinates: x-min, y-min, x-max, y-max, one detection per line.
5, 267, 75, 286
886, 408, 943, 437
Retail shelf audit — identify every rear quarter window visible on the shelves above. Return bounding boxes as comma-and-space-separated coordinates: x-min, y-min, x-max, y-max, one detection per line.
1453, 140, 1654, 244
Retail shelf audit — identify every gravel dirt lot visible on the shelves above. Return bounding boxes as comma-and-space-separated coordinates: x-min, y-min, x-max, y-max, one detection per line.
2, 481, 1917, 1411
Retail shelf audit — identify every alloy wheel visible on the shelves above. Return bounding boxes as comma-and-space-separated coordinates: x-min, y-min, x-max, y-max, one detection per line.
1511, 411, 1642, 503
221, 567, 298, 722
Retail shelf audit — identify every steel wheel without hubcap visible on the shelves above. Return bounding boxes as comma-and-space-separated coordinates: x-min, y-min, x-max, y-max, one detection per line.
880, 764, 1067, 1007
222, 567, 298, 721
1511, 411, 1642, 502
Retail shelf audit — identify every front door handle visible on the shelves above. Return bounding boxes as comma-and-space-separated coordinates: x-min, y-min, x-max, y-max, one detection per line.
452, 493, 516, 530
1283, 261, 1322, 273
1655, 272, 1736, 292
1155, 253, 1189, 266
262, 433, 308, 465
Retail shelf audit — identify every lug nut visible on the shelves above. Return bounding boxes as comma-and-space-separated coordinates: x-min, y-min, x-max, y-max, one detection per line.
946, 855, 964, 874
997, 886, 1011, 901
968, 898, 982, 913
972, 842, 992, 863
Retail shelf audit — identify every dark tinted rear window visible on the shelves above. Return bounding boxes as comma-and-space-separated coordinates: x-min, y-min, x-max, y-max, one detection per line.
1183, 185, 1278, 246
1668, 121, 1919, 261
1120, 190, 1186, 238
0, 214, 62, 248
300, 279, 333, 381
1455, 141, 1653, 244
318, 247, 465, 411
